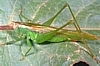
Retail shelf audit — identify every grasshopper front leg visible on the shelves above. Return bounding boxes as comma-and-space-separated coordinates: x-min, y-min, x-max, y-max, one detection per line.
19, 28, 38, 61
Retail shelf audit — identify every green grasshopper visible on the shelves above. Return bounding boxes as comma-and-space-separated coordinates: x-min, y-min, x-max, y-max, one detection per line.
0, 3, 99, 62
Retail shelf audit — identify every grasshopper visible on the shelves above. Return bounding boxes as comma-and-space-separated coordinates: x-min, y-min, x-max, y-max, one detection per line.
0, 3, 99, 62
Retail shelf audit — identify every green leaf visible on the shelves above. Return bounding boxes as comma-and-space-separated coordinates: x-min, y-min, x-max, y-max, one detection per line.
0, 0, 100, 66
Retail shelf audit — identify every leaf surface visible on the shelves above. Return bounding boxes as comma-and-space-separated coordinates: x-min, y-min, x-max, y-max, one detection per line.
0, 0, 100, 66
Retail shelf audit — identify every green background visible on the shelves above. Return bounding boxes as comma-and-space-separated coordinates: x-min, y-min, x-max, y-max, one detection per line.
0, 0, 100, 66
